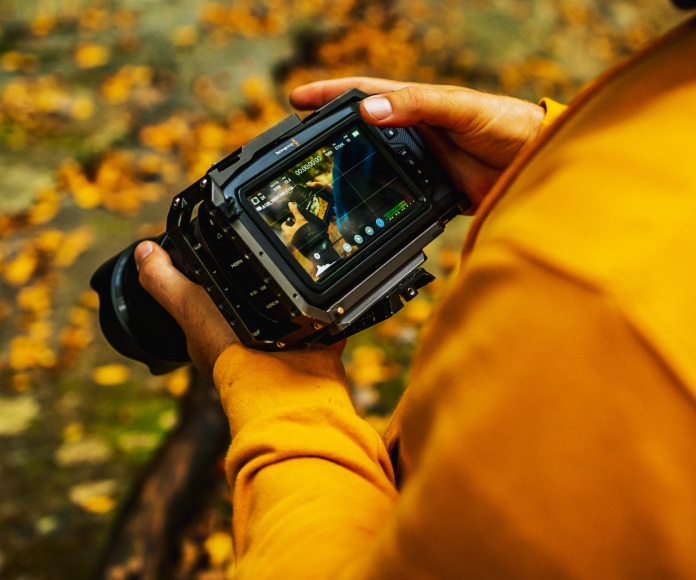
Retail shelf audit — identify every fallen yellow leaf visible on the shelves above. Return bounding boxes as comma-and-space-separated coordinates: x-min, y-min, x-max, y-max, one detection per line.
72, 183, 101, 209
28, 320, 53, 342
71, 96, 95, 120
205, 531, 234, 568
80, 495, 117, 514
403, 299, 432, 325
241, 76, 269, 101
348, 345, 399, 386
79, 290, 100, 310
74, 44, 110, 69
92, 364, 130, 386
68, 480, 117, 514
1, 51, 38, 73
16, 282, 52, 313
0, 395, 40, 435
63, 422, 85, 443
28, 187, 60, 225
79, 7, 110, 31
60, 325, 93, 352
10, 373, 31, 392
165, 367, 190, 398
35, 229, 64, 253
54, 227, 95, 267
3, 248, 38, 286
172, 25, 199, 47
9, 336, 56, 371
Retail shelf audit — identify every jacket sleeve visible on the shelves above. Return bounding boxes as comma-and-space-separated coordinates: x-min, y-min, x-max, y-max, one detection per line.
213, 24, 696, 576
213, 344, 398, 579
215, 243, 696, 579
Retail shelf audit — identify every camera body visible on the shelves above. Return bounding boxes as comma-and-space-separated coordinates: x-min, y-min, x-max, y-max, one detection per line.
91, 89, 469, 374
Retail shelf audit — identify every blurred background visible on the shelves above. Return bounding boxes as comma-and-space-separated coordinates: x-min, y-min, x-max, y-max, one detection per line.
0, 0, 685, 578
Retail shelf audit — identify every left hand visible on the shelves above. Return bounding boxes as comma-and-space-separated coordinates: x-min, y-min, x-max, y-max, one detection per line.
290, 77, 546, 207
134, 241, 239, 378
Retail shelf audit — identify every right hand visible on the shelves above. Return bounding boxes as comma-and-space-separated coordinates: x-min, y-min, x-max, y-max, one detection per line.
281, 202, 308, 242
290, 77, 546, 208
135, 241, 239, 378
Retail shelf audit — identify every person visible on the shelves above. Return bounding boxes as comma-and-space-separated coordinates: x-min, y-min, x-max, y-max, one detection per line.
133, 4, 696, 577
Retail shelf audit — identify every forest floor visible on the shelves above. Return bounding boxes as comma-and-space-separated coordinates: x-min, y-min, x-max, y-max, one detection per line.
0, 0, 685, 578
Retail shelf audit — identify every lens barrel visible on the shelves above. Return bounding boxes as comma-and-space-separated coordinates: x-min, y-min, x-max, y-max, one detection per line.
90, 239, 190, 375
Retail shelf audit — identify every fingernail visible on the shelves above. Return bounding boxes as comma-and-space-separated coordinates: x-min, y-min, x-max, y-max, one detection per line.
134, 241, 154, 271
363, 96, 392, 121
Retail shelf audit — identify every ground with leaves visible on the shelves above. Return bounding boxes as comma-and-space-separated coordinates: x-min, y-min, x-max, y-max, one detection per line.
0, 0, 685, 578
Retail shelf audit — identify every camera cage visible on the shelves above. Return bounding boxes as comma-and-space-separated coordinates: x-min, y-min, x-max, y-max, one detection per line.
90, 88, 470, 374
162, 89, 468, 351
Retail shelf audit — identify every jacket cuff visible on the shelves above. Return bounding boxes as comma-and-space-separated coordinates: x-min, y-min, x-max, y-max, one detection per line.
538, 97, 568, 128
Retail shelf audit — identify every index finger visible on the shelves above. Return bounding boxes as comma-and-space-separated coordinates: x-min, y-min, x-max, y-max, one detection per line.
288, 201, 303, 220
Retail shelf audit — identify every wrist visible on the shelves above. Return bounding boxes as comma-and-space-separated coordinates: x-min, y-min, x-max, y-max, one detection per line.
212, 344, 352, 437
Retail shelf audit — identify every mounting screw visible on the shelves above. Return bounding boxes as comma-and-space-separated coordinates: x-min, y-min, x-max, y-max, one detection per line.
406, 287, 417, 298
199, 178, 208, 190
313, 322, 324, 330
276, 341, 286, 349
172, 197, 182, 208
335, 306, 345, 316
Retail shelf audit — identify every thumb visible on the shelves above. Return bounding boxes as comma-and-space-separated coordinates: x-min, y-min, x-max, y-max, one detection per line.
134, 241, 196, 325
361, 86, 480, 132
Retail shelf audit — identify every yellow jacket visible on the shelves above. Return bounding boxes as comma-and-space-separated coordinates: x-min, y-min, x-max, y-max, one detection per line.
214, 16, 696, 578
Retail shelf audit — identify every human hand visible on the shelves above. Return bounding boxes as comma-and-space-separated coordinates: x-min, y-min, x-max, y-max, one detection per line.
134, 241, 239, 378
290, 77, 546, 207
280, 201, 309, 242
306, 172, 333, 191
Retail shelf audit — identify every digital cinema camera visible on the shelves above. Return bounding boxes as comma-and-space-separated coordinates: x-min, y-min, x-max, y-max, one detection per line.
91, 89, 470, 374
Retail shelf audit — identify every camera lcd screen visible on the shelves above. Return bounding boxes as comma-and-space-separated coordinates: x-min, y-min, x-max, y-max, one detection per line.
248, 125, 419, 283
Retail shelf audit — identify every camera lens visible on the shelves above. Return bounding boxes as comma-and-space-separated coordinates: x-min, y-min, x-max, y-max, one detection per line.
90, 238, 190, 375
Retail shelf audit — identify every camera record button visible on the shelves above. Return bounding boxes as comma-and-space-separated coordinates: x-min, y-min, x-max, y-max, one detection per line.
383, 128, 398, 139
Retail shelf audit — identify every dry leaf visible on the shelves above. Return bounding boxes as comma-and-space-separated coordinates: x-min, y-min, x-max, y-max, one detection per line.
0, 395, 40, 435
55, 437, 113, 466
74, 44, 110, 69
204, 531, 234, 568
165, 367, 190, 398
92, 363, 131, 386
68, 480, 118, 514
3, 247, 38, 286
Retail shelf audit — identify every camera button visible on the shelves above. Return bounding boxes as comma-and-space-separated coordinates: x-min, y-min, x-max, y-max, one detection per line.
383, 128, 398, 139
413, 167, 431, 187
